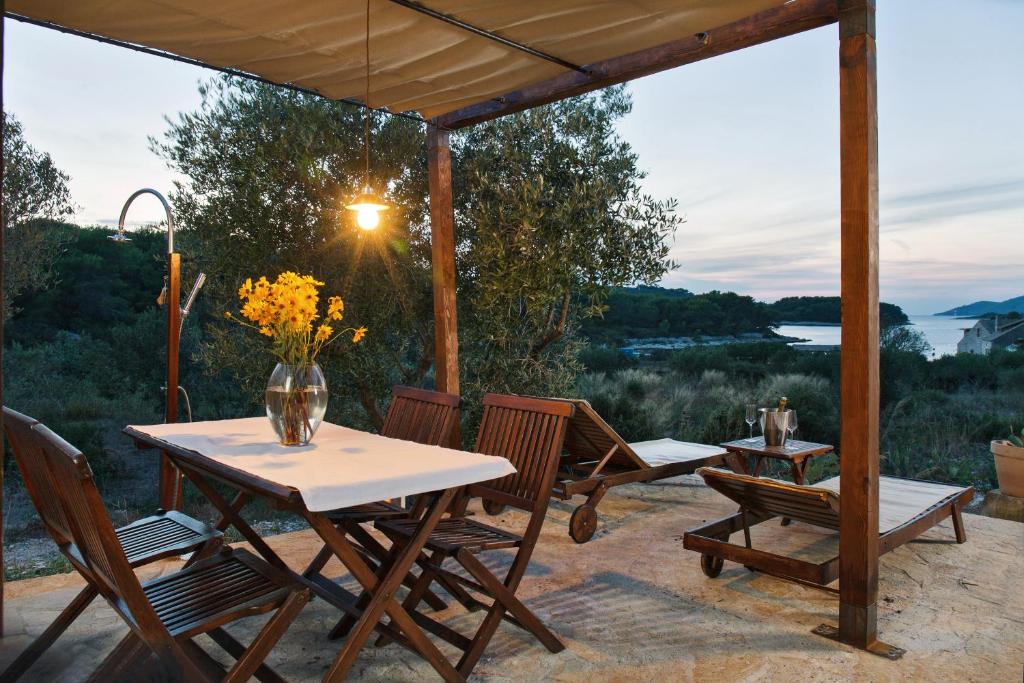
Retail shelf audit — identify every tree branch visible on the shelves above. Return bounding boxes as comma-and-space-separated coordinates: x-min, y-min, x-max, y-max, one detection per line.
529, 290, 572, 358
356, 379, 385, 430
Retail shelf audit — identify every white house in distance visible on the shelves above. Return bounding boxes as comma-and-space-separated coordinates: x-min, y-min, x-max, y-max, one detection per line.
957, 317, 1024, 355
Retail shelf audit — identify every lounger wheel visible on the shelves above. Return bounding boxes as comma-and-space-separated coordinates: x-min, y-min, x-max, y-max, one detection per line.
700, 554, 724, 578
482, 499, 506, 515
569, 504, 598, 544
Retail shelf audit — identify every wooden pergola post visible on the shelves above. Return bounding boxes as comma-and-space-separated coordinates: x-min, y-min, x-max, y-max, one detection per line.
828, 0, 890, 657
426, 124, 460, 445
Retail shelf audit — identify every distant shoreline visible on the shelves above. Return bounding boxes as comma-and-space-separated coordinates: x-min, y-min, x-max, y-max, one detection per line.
620, 332, 807, 352
776, 321, 841, 327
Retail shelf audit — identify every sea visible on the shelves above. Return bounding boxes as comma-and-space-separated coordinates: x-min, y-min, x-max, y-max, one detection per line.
778, 315, 977, 359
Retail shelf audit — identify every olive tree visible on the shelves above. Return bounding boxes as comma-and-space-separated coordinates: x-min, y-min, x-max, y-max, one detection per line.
452, 86, 681, 412
3, 112, 75, 318
154, 78, 433, 427
156, 78, 680, 429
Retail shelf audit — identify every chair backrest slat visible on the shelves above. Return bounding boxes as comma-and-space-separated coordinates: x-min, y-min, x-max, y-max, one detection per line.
3, 407, 74, 546
380, 385, 461, 447
472, 394, 574, 510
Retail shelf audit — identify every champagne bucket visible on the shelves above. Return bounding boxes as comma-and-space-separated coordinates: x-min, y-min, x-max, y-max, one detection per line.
760, 408, 791, 447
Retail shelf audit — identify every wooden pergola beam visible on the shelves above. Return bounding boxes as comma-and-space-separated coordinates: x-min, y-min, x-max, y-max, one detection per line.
436, 0, 839, 129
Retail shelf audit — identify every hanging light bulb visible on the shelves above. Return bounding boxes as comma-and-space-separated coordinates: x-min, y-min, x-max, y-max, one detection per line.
346, 0, 389, 230
348, 185, 388, 230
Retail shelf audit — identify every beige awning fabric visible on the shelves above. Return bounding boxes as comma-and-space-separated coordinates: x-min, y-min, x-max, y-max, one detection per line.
8, 0, 787, 119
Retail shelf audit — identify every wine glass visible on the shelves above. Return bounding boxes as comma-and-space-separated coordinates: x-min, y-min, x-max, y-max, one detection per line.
787, 410, 798, 442
745, 404, 757, 439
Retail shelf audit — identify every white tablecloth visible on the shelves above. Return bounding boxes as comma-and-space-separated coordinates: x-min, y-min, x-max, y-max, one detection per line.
129, 417, 515, 512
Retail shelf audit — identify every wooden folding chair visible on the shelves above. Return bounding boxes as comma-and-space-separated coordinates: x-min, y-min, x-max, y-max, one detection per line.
371, 393, 574, 678
303, 386, 462, 613
0, 407, 226, 682
521, 398, 727, 542
17, 420, 310, 682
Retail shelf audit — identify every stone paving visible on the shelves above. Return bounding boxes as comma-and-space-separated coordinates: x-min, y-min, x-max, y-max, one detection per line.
1, 476, 1021, 681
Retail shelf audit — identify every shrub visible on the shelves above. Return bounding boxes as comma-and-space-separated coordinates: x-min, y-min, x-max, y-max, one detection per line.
755, 373, 838, 446
578, 345, 637, 374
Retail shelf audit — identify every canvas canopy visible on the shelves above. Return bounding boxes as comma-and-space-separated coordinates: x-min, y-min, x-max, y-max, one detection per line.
0, 0, 889, 654
9, 0, 786, 119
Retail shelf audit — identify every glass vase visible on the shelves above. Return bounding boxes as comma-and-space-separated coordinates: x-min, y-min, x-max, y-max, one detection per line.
265, 362, 328, 446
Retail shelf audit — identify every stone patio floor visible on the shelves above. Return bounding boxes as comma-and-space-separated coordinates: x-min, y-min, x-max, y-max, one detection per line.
1, 475, 1022, 681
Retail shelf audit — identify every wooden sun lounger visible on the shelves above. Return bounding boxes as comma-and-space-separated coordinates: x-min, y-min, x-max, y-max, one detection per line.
481, 398, 728, 543
683, 467, 973, 592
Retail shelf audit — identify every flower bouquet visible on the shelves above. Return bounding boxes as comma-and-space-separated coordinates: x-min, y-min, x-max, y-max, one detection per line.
227, 272, 366, 446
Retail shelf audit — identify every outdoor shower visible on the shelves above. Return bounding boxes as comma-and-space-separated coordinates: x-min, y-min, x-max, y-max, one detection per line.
110, 188, 205, 510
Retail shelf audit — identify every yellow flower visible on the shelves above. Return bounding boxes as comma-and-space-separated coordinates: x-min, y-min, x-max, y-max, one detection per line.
228, 272, 366, 360
327, 296, 344, 321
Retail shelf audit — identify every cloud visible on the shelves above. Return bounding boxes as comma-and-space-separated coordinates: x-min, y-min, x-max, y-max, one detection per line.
882, 177, 1024, 228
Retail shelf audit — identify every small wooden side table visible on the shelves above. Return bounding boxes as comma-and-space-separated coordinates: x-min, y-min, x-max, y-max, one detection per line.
721, 437, 834, 486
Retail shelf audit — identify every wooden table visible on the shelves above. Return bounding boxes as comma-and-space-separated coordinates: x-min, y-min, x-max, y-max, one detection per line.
126, 418, 514, 683
721, 437, 834, 486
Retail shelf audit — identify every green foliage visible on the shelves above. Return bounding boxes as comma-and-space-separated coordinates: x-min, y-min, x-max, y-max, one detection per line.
579, 345, 638, 374
151, 78, 680, 434
579, 290, 912, 347
448, 86, 680, 421
584, 345, 1023, 490
768, 296, 908, 327
582, 287, 775, 344
3, 113, 76, 319
154, 77, 435, 429
3, 332, 160, 484
1009, 426, 1024, 448
881, 324, 932, 355
7, 223, 169, 344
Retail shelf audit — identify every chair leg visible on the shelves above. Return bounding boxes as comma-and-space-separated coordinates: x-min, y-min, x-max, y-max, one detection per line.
328, 543, 401, 642
346, 520, 448, 611
456, 600, 507, 677
207, 627, 287, 683
222, 588, 311, 683
457, 549, 564, 654
374, 548, 450, 647
303, 542, 337, 579
951, 503, 967, 543
86, 633, 163, 683
175, 639, 228, 682
740, 509, 753, 549
0, 584, 98, 683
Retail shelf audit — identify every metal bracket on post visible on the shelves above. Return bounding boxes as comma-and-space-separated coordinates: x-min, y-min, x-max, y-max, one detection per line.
839, 0, 875, 39
812, 623, 905, 660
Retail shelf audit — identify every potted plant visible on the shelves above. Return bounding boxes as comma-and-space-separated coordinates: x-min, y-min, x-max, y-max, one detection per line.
992, 426, 1024, 497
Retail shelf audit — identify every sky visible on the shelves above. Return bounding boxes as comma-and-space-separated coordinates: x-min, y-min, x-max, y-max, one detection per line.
4, 1, 1023, 315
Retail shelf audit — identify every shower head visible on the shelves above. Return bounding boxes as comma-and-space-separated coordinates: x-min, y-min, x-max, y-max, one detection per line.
107, 232, 132, 244
181, 272, 207, 318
